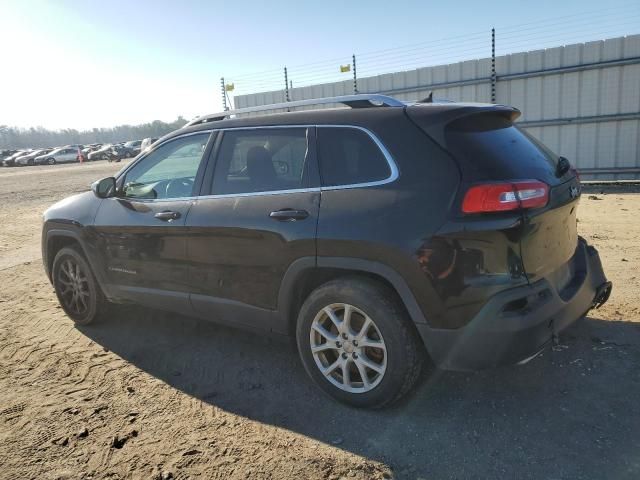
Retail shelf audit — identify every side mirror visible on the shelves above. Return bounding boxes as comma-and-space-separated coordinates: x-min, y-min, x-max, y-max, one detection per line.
91, 177, 116, 198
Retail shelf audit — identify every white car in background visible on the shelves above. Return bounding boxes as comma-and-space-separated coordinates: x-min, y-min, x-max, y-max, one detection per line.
140, 137, 158, 152
34, 147, 80, 165
15, 148, 53, 166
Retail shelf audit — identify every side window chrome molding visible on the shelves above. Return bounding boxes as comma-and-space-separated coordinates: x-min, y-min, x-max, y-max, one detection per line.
199, 187, 321, 200
200, 125, 399, 199
116, 125, 399, 202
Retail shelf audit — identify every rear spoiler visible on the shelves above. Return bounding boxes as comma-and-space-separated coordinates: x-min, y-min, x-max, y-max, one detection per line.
406, 103, 521, 146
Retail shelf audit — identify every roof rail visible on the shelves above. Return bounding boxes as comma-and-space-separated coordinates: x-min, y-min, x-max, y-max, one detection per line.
184, 94, 405, 128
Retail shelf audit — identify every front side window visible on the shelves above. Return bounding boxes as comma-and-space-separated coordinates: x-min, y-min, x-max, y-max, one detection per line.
317, 127, 391, 187
121, 132, 210, 199
212, 128, 308, 195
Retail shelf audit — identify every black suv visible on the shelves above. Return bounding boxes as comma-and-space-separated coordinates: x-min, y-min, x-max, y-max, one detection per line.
42, 94, 611, 408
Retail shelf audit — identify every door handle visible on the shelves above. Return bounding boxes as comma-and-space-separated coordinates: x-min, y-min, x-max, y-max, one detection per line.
154, 210, 181, 221
269, 209, 309, 221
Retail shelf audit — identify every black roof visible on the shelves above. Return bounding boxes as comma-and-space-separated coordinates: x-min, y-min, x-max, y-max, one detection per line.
167, 102, 519, 143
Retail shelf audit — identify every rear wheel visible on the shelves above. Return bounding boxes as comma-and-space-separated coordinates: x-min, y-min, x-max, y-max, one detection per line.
52, 247, 106, 325
296, 278, 424, 408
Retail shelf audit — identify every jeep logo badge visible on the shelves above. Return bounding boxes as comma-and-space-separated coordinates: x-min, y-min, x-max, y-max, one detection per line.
570, 186, 580, 198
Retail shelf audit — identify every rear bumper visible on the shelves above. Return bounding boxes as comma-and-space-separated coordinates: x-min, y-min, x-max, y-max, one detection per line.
418, 238, 611, 371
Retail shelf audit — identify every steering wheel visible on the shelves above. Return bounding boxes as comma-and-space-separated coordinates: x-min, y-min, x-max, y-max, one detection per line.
165, 178, 194, 198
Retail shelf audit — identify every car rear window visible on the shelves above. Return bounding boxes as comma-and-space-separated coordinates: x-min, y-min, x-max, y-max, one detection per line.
317, 127, 391, 187
444, 114, 561, 183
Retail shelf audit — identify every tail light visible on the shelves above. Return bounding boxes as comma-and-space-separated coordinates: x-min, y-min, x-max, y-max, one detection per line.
462, 180, 549, 214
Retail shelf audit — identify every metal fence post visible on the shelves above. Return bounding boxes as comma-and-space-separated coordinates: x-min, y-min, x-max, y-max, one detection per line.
491, 28, 496, 103
221, 77, 228, 111
284, 67, 290, 102
353, 54, 358, 94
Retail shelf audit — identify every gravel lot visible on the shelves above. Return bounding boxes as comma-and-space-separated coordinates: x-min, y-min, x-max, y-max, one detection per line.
0, 162, 639, 479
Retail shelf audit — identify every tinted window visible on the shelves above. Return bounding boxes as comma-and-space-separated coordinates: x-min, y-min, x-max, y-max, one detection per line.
445, 114, 561, 183
317, 127, 391, 187
212, 128, 308, 195
122, 133, 210, 199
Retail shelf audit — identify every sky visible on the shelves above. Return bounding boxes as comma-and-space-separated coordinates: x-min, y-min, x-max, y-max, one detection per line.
0, 0, 638, 130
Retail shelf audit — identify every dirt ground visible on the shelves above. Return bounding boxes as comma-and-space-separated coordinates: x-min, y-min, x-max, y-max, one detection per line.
0, 162, 639, 480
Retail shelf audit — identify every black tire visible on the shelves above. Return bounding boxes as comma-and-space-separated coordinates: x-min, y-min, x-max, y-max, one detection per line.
296, 277, 424, 409
47, 157, 56, 165
28, 159, 34, 166
52, 246, 106, 325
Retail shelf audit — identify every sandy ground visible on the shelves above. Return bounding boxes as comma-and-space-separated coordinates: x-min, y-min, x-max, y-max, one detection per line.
0, 162, 639, 479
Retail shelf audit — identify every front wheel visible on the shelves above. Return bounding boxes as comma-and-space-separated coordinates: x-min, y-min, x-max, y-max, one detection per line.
52, 247, 107, 325
296, 278, 424, 408
47, 157, 56, 165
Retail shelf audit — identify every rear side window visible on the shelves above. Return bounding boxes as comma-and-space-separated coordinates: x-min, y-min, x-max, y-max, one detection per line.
212, 128, 308, 195
445, 114, 560, 183
317, 127, 391, 187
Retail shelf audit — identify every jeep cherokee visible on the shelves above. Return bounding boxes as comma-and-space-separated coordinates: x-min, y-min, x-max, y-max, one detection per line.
42, 94, 612, 408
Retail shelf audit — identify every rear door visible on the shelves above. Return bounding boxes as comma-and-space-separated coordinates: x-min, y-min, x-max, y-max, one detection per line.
92, 131, 213, 311
185, 126, 319, 332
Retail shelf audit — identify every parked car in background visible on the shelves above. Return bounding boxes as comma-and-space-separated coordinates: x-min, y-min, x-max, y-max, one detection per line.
88, 144, 121, 162
140, 137, 158, 152
122, 140, 142, 158
2, 150, 30, 167
110, 145, 127, 161
1, 149, 19, 160
1, 149, 20, 165
15, 148, 53, 166
34, 147, 80, 165
82, 144, 104, 157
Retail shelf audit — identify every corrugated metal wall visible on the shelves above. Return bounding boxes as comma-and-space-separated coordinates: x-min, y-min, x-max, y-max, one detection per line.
235, 35, 640, 180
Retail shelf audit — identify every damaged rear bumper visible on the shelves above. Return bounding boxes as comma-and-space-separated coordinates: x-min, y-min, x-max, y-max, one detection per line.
418, 238, 611, 371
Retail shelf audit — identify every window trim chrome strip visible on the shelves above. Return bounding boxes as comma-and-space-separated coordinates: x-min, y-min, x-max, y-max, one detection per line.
115, 125, 399, 203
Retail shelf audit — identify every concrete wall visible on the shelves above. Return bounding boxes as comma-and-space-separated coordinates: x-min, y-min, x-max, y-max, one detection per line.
234, 35, 640, 180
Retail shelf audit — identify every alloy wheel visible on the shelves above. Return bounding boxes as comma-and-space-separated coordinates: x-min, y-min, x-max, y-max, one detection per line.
309, 303, 387, 393
56, 258, 90, 316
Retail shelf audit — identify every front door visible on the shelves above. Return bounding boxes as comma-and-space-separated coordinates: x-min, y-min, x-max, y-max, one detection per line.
186, 127, 319, 332
92, 131, 213, 312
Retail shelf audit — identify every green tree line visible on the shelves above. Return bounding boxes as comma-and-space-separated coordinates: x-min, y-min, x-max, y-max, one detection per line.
0, 117, 188, 149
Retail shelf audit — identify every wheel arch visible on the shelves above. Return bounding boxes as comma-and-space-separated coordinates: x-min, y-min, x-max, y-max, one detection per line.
45, 229, 86, 280
278, 257, 428, 338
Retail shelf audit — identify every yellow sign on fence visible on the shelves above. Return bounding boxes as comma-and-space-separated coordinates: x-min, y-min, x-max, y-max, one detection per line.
340, 64, 351, 73
225, 83, 235, 92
